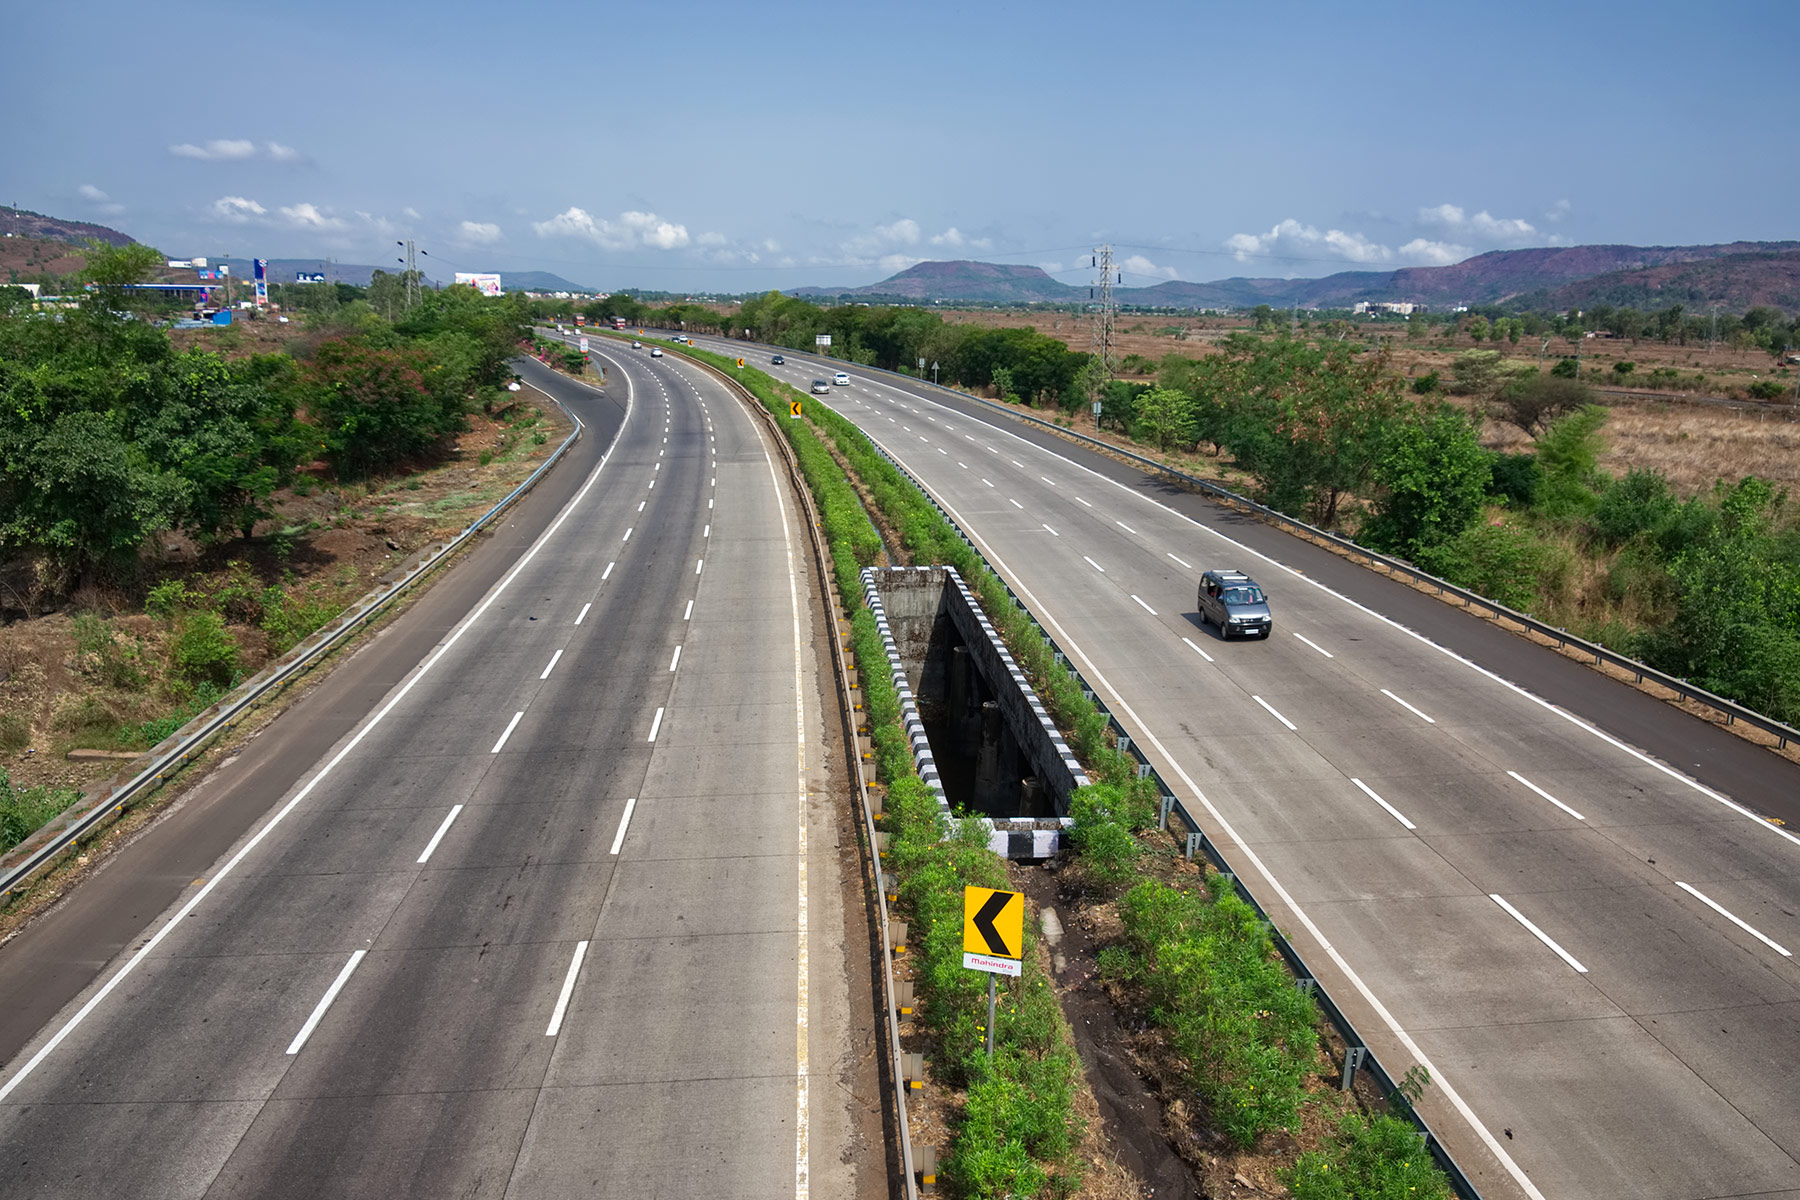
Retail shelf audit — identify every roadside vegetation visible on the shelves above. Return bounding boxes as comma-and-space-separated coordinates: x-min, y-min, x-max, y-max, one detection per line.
0, 242, 541, 855
667, 337, 1454, 1197
592, 286, 1800, 730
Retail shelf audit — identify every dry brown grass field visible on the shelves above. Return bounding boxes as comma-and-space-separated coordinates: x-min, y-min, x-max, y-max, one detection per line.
938, 308, 1800, 496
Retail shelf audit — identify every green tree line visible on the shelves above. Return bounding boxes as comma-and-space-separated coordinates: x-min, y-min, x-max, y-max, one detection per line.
0, 243, 529, 586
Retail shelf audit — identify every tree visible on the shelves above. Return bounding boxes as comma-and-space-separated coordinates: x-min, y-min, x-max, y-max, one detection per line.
1494, 373, 1594, 437
1361, 403, 1491, 561
305, 338, 465, 477
1134, 387, 1195, 451
1533, 404, 1610, 518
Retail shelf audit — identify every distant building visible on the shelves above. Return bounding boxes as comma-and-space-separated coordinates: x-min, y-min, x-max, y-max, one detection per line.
1352, 301, 1420, 316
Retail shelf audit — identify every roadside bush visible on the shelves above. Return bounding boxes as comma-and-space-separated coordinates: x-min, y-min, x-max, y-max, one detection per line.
260, 587, 339, 654
1417, 521, 1551, 612
1067, 782, 1142, 888
71, 613, 145, 688
1286, 1111, 1455, 1200
169, 611, 238, 690
0, 770, 77, 853
1747, 379, 1786, 400
1486, 451, 1542, 508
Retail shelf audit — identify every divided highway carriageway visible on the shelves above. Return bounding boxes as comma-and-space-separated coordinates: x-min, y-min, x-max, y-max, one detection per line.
701, 334, 1800, 1200
0, 350, 860, 1198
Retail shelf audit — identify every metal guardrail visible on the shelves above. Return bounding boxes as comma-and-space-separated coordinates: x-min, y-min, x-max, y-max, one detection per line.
722, 335, 1799, 754
861, 436, 1487, 1199
662, 347, 923, 1199
0, 361, 590, 900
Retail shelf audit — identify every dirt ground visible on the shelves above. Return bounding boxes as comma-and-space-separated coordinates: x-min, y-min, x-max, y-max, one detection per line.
0, 377, 575, 803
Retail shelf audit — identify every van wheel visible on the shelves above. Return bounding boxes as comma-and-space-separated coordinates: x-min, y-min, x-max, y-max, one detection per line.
1261, 627, 1273, 639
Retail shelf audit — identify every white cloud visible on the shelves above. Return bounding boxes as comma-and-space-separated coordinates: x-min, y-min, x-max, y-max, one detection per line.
1226, 218, 1392, 265
929, 226, 992, 250
697, 231, 727, 246
877, 253, 924, 273
1397, 238, 1470, 266
1038, 261, 1065, 274
76, 183, 124, 215
531, 206, 690, 251
266, 142, 299, 161
459, 220, 502, 244
210, 195, 267, 223
760, 238, 782, 253
1418, 203, 1537, 242
1122, 253, 1178, 280
171, 139, 257, 160
1545, 199, 1571, 223
278, 202, 346, 231
402, 206, 421, 220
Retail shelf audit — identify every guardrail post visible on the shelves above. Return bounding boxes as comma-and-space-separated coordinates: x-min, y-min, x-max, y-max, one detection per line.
1117, 735, 1131, 754
1340, 1045, 1366, 1091
1184, 831, 1202, 860
1159, 794, 1175, 830
1136, 762, 1152, 779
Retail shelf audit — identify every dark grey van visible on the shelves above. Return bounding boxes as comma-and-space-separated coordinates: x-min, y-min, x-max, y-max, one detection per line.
1197, 569, 1272, 639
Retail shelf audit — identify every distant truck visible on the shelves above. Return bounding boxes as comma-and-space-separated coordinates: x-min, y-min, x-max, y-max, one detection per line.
611, 316, 628, 330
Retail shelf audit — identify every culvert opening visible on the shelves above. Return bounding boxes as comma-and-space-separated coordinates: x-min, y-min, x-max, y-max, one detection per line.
865, 566, 1087, 856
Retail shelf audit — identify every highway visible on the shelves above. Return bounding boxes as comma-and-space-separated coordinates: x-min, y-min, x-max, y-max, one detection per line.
0, 350, 859, 1198
695, 336, 1800, 1200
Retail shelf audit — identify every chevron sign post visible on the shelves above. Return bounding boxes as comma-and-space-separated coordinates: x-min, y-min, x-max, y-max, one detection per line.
963, 885, 1023, 1059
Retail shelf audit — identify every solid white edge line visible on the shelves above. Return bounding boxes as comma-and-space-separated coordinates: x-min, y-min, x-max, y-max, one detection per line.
904, 480, 1549, 1200
1381, 687, 1437, 724
1182, 636, 1214, 663
1675, 881, 1792, 956
544, 940, 590, 1037
415, 804, 464, 864
1506, 770, 1586, 820
540, 649, 563, 680
1351, 777, 1416, 830
669, 645, 682, 673
285, 949, 367, 1055
0, 349, 634, 1101
1293, 632, 1335, 658
574, 602, 591, 625
1252, 695, 1297, 731
491, 711, 524, 753
647, 706, 664, 741
609, 797, 638, 855
1130, 594, 1157, 615
1489, 894, 1588, 973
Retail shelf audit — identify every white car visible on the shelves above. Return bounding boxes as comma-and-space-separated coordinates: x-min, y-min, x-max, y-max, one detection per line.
632, 340, 642, 348
650, 347, 664, 358
832, 372, 850, 386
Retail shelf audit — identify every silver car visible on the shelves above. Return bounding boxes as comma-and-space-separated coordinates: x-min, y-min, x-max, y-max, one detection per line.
1197, 569, 1272, 639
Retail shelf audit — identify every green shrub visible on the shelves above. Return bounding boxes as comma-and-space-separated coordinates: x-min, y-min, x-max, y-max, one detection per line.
71, 613, 144, 687
0, 711, 30, 752
1286, 1111, 1454, 1200
145, 579, 192, 619
119, 682, 224, 748
1747, 379, 1786, 400
260, 587, 339, 653
0, 769, 77, 853
170, 611, 238, 689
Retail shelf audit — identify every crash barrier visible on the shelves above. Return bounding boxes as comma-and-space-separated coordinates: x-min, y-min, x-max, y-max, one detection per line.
665, 351, 928, 1197
735, 336, 1800, 754
862, 438, 1487, 1199
0, 362, 590, 900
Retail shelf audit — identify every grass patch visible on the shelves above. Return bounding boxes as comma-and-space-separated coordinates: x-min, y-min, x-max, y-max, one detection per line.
0, 770, 78, 854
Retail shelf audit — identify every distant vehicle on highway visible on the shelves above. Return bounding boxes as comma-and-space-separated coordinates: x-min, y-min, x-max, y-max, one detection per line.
632, 340, 642, 348
771, 354, 784, 365
1197, 569, 1272, 639
832, 371, 850, 386
811, 379, 830, 394
651, 347, 664, 358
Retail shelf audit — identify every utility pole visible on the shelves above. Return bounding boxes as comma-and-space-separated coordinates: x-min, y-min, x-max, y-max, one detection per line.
397, 239, 420, 312
1088, 245, 1119, 426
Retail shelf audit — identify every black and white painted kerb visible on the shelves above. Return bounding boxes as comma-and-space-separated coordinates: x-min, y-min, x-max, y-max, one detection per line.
862, 565, 1081, 859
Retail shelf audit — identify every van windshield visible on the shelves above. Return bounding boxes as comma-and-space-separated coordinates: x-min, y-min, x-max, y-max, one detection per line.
1222, 587, 1264, 605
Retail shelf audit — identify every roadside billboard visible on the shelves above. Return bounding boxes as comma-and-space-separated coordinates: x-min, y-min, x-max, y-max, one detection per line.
455, 272, 504, 297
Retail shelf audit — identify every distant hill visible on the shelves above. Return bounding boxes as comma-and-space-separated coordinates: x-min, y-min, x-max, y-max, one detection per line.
796, 260, 1071, 304
497, 270, 599, 294
0, 206, 136, 248
796, 241, 1800, 313
1519, 250, 1800, 313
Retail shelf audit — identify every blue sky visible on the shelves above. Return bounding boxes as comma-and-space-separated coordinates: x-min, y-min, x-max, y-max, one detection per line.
8, 0, 1792, 293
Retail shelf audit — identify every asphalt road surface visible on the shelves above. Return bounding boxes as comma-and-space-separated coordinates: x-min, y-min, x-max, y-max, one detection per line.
698, 335, 1800, 1200
0, 349, 856, 1199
